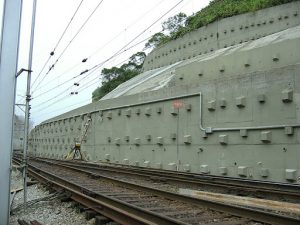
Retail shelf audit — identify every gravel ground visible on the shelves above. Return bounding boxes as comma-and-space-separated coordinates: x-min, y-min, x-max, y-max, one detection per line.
9, 168, 95, 225
30, 161, 264, 225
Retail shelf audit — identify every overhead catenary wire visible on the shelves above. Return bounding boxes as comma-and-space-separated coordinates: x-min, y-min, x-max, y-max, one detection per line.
31, 0, 85, 90
75, 42, 152, 93
86, 0, 168, 60
73, 39, 153, 94
33, 78, 98, 116
52, 0, 85, 54
32, 66, 99, 107
32, 0, 168, 96
32, 62, 102, 111
32, 0, 104, 93
32, 61, 82, 94
32, 75, 97, 114
32, 0, 184, 115
32, 32, 155, 101
32, 57, 118, 112
36, 0, 185, 95
32, 75, 77, 99
90, 0, 184, 72
30, 55, 51, 89
33, 97, 92, 120
32, 64, 99, 110
34, 72, 96, 111
73, 32, 156, 80
31, 33, 153, 112
54, 0, 104, 64
75, 76, 99, 92
31, 0, 179, 101
62, 0, 183, 87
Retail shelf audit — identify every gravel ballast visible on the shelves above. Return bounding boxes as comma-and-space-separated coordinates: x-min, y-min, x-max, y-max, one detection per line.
9, 168, 95, 225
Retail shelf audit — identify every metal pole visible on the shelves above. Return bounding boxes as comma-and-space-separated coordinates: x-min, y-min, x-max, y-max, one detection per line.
23, 0, 37, 209
0, 0, 23, 224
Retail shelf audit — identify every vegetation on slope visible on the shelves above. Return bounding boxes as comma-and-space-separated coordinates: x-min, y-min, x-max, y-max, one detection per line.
92, 52, 145, 101
170, 0, 298, 40
147, 0, 298, 47
92, 0, 298, 101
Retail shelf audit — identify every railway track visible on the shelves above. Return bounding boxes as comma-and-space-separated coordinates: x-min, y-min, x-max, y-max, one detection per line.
13, 156, 300, 225
31, 156, 300, 203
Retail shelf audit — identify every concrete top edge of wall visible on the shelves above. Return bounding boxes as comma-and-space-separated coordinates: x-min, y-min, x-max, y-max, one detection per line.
142, 1, 300, 71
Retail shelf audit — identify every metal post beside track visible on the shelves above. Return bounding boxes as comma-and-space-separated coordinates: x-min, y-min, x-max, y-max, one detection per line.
0, 0, 23, 224
22, 0, 37, 210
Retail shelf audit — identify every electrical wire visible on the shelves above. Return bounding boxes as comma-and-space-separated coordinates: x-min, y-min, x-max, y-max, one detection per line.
54, 0, 104, 64
41, 0, 182, 97
31, 0, 197, 122
31, 0, 174, 100
31, 34, 149, 112
32, 76, 77, 99
32, 65, 98, 107
33, 97, 91, 120
32, 0, 184, 114
74, 44, 150, 95
32, 31, 155, 101
32, 60, 107, 112
52, 0, 85, 53
32, 62, 82, 94
33, 77, 98, 115
76, 76, 99, 92
86, 0, 167, 60
33, 0, 167, 97
32, 63, 99, 110
30, 55, 51, 89
32, 0, 104, 92
32, 93, 71, 112
33, 29, 168, 112
31, 0, 85, 89
92, 0, 184, 70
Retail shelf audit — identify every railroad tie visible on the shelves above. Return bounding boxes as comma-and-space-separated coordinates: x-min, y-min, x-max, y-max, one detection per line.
30, 221, 43, 225
95, 215, 111, 225
85, 210, 97, 220
17, 220, 30, 225
202, 218, 252, 225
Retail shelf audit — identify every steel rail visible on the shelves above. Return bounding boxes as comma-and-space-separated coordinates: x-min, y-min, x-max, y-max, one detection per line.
32, 157, 300, 202
96, 162, 300, 193
13, 159, 190, 225
21, 157, 300, 225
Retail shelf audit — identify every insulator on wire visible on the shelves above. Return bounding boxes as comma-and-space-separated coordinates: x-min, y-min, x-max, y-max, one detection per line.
71, 92, 74, 95
50, 51, 54, 56
49, 64, 54, 71
82, 58, 87, 63
80, 69, 88, 75
74, 82, 79, 86
75, 92, 78, 95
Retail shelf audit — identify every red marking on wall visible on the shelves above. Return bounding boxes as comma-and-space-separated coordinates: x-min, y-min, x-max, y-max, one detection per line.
173, 100, 184, 109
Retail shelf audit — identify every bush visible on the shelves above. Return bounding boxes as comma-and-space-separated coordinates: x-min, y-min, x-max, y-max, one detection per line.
172, 0, 298, 39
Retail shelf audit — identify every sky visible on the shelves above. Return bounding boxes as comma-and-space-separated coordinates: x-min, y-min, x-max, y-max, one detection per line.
11, 0, 210, 125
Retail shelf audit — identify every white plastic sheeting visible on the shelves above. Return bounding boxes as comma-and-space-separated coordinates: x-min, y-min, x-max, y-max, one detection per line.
101, 62, 181, 100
